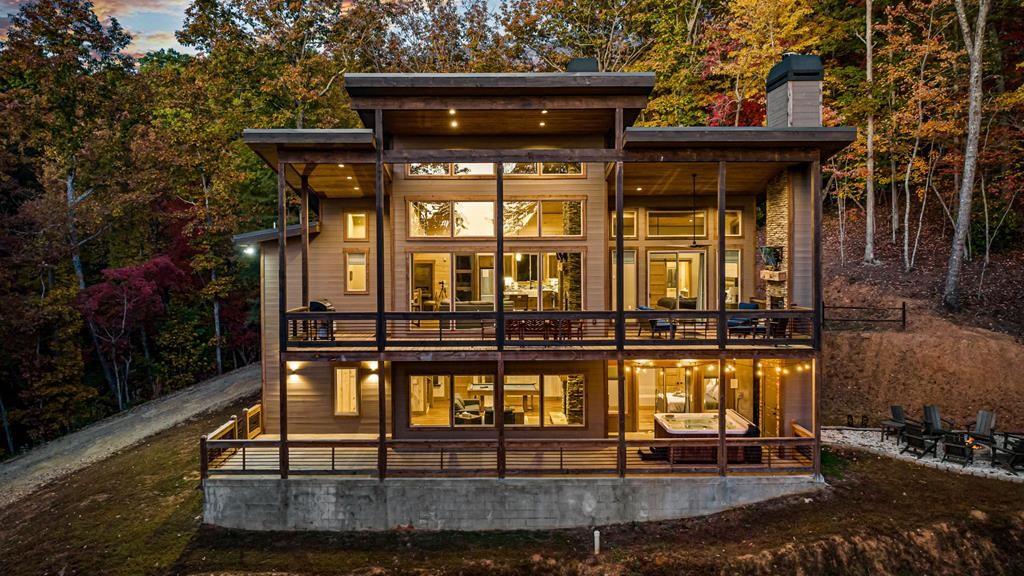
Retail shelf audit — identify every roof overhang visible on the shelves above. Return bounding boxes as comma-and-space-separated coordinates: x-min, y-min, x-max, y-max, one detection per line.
623, 127, 858, 160
242, 129, 378, 197
232, 222, 321, 246
344, 72, 657, 98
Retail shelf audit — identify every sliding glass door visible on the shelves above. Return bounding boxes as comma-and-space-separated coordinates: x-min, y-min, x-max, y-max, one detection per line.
647, 251, 706, 309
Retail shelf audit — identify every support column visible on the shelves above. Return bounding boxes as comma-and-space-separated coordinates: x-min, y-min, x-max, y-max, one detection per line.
378, 355, 387, 480
811, 158, 823, 478
717, 162, 727, 349
277, 161, 289, 479
496, 356, 505, 478
374, 109, 386, 352
300, 175, 310, 307
717, 358, 727, 476
614, 107, 625, 350
495, 162, 504, 350
616, 353, 626, 477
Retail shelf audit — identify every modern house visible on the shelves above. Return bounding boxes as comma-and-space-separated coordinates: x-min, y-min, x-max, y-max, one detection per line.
203, 55, 855, 531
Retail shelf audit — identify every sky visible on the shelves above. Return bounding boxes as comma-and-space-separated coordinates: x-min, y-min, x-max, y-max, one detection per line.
0, 0, 194, 55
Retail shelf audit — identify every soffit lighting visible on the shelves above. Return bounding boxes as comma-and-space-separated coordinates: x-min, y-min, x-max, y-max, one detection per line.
541, 109, 548, 114
346, 176, 352, 180
448, 108, 457, 115
539, 121, 546, 127
450, 120, 459, 128
337, 163, 345, 168
636, 186, 642, 191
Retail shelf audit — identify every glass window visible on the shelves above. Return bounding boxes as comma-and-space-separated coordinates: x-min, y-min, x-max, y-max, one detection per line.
452, 201, 494, 237
411, 253, 451, 312
503, 201, 539, 237
610, 210, 637, 238
610, 250, 637, 311
409, 201, 452, 237
725, 210, 742, 236
503, 253, 540, 310
503, 162, 538, 175
647, 210, 706, 238
345, 212, 368, 240
544, 374, 585, 426
541, 200, 583, 236
453, 253, 495, 309
725, 250, 741, 306
454, 375, 494, 427
410, 375, 450, 427
540, 162, 583, 175
503, 375, 540, 427
346, 252, 367, 293
543, 252, 582, 310
647, 251, 706, 309
408, 163, 450, 176
334, 367, 359, 416
453, 163, 494, 176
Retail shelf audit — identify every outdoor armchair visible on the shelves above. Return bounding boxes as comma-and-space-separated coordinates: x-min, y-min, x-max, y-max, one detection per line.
880, 405, 909, 443
901, 421, 940, 459
991, 432, 1024, 475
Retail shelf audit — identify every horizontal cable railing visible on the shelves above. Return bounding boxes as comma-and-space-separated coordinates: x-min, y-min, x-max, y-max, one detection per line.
201, 435, 815, 479
283, 308, 818, 351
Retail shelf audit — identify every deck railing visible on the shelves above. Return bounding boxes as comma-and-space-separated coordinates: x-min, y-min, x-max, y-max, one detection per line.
283, 308, 817, 351
200, 435, 815, 479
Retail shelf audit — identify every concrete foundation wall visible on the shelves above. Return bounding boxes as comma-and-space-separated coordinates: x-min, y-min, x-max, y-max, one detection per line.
204, 475, 823, 531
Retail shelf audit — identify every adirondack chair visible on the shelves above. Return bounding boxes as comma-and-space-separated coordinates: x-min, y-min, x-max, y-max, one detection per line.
964, 410, 997, 449
901, 421, 940, 459
880, 405, 911, 443
991, 433, 1024, 475
941, 432, 975, 466
923, 405, 955, 436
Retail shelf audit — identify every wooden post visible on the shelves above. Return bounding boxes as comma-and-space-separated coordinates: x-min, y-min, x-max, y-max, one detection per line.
300, 175, 310, 307
277, 161, 289, 479
813, 356, 822, 478
614, 109, 625, 350
811, 157, 823, 350
378, 355, 387, 480
717, 358, 727, 476
375, 109, 386, 352
901, 301, 907, 330
199, 435, 209, 480
717, 162, 727, 349
616, 353, 626, 477
496, 355, 506, 478
495, 162, 504, 350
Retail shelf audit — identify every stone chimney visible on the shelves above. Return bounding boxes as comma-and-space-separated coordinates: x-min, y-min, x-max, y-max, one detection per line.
766, 54, 823, 127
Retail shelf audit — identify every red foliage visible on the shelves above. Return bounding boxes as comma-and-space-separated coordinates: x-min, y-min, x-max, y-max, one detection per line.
707, 93, 766, 126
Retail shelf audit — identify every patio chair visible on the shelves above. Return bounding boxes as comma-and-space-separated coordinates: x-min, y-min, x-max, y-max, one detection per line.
963, 410, 997, 449
923, 405, 955, 436
636, 306, 676, 339
901, 421, 940, 459
941, 431, 975, 466
727, 302, 762, 338
991, 433, 1024, 475
880, 405, 911, 443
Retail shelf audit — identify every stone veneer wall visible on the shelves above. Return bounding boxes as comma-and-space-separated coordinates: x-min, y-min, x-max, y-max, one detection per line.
764, 173, 789, 306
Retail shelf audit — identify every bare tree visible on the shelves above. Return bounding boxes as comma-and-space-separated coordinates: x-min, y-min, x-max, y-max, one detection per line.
863, 0, 879, 264
942, 0, 990, 309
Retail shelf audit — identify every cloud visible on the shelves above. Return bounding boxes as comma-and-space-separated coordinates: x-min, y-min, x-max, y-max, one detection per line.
91, 0, 189, 19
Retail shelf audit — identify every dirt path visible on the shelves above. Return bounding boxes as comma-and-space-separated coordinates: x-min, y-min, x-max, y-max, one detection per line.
0, 364, 260, 507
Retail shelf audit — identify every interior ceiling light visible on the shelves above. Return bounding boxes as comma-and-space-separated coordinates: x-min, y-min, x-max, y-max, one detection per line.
541, 109, 548, 114
346, 176, 352, 180
539, 121, 546, 127
337, 163, 345, 168
449, 108, 457, 115
636, 186, 642, 191
450, 120, 459, 128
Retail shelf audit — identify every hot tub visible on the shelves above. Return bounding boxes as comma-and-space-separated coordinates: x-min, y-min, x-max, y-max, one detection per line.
650, 409, 758, 464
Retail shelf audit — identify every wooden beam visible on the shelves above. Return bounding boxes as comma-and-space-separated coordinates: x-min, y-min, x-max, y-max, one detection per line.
812, 157, 823, 350
717, 161, 727, 350
496, 355, 506, 478
495, 163, 505, 350
277, 149, 378, 165
277, 161, 289, 479
384, 148, 619, 164
718, 358, 727, 476
616, 353, 626, 477
378, 355, 387, 480
614, 107, 625, 350
375, 109, 385, 352
300, 175, 310, 307
813, 355, 822, 478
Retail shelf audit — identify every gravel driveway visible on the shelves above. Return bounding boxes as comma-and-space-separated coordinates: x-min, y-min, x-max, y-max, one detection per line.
0, 364, 260, 506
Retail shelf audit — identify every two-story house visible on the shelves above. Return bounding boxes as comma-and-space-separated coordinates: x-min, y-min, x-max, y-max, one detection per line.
203, 55, 855, 531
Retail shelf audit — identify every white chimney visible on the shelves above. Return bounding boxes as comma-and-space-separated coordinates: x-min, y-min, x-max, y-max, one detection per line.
766, 54, 823, 127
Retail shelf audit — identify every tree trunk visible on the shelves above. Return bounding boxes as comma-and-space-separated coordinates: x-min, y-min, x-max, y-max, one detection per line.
943, 0, 990, 310
0, 393, 14, 456
201, 172, 224, 375
65, 169, 120, 407
863, 0, 878, 264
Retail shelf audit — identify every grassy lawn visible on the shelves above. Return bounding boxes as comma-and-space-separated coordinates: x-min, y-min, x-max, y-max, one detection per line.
2, 403, 1024, 576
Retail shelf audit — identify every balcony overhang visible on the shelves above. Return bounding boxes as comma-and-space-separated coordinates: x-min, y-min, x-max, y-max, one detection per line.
232, 221, 321, 246
623, 127, 857, 161
344, 72, 655, 137
242, 129, 379, 197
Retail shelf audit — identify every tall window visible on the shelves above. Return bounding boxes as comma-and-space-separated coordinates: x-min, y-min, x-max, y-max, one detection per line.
411, 252, 495, 312
647, 251, 706, 309
345, 212, 368, 240
647, 210, 706, 238
410, 375, 451, 427
725, 210, 742, 236
543, 374, 585, 426
725, 250, 741, 305
334, 367, 360, 416
346, 252, 368, 293
503, 251, 582, 311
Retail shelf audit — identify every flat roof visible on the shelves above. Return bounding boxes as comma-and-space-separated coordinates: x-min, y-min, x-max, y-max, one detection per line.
343, 72, 657, 98
624, 127, 857, 159
233, 222, 320, 246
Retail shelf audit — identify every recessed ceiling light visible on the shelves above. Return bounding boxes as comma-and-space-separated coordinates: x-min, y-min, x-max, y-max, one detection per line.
337, 163, 345, 168
450, 120, 459, 128
354, 186, 360, 190
539, 121, 546, 127
541, 109, 548, 114
636, 186, 643, 191
448, 108, 456, 115
346, 176, 352, 180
